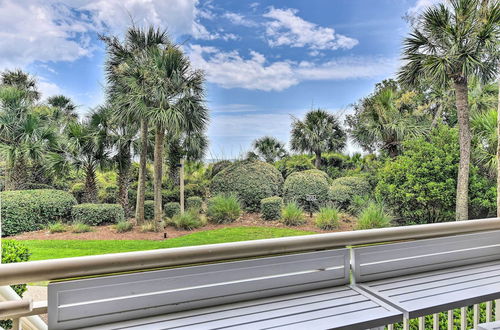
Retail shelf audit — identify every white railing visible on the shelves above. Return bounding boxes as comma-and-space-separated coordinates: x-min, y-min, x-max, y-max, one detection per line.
1, 217, 500, 330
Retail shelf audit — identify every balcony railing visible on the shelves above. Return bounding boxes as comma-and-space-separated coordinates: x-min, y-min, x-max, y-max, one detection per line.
1, 217, 500, 330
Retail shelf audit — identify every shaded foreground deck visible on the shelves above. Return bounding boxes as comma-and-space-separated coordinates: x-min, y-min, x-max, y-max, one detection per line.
2, 217, 500, 329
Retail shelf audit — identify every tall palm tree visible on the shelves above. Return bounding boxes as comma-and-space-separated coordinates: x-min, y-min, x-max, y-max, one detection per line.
290, 109, 346, 168
346, 81, 429, 157
117, 35, 208, 229
47, 95, 78, 122
252, 136, 288, 163
101, 27, 171, 224
398, 0, 500, 220
1, 69, 40, 102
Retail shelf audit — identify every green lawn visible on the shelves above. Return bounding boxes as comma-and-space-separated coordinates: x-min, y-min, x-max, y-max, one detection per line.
19, 227, 315, 261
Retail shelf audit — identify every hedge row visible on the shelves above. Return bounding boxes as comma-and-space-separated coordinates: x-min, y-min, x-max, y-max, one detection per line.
0, 189, 76, 236
71, 203, 125, 226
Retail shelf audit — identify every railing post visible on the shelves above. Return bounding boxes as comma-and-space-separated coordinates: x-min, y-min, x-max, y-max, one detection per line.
460, 307, 467, 330
12, 317, 20, 330
448, 310, 453, 330
403, 317, 410, 330
487, 301, 493, 322
433, 314, 439, 330
496, 299, 500, 320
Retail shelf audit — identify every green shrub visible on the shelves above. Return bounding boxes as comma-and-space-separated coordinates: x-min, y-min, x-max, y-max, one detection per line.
207, 194, 241, 224
98, 184, 118, 203
210, 160, 283, 211
162, 184, 206, 204
356, 202, 392, 230
144, 200, 155, 220
283, 170, 329, 212
71, 203, 125, 226
186, 196, 203, 211
24, 183, 53, 189
281, 202, 306, 226
274, 154, 314, 178
315, 207, 340, 230
48, 222, 68, 233
115, 221, 134, 233
164, 202, 181, 218
348, 195, 372, 216
144, 190, 154, 201
329, 176, 371, 210
172, 209, 205, 230
260, 196, 283, 220
1, 240, 31, 329
209, 160, 232, 178
0, 189, 77, 236
71, 183, 85, 203
71, 222, 93, 233
128, 189, 137, 208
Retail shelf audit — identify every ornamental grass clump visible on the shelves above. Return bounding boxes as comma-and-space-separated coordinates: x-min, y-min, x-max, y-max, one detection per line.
48, 222, 68, 234
356, 202, 392, 230
281, 202, 306, 226
71, 222, 93, 233
172, 209, 205, 230
315, 206, 340, 230
207, 194, 241, 224
115, 221, 134, 233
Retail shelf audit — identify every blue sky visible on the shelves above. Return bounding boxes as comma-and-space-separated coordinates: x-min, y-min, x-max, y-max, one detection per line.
0, 0, 438, 158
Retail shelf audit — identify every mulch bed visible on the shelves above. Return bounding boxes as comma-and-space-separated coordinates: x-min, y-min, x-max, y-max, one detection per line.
10, 213, 356, 241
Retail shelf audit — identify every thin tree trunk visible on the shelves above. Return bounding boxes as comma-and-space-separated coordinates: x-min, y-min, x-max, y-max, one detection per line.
431, 104, 443, 129
153, 126, 165, 231
314, 152, 321, 168
135, 119, 148, 224
117, 144, 131, 218
454, 78, 471, 221
497, 77, 500, 217
83, 166, 98, 203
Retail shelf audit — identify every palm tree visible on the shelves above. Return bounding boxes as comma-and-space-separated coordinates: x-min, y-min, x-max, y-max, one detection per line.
291, 109, 346, 168
252, 136, 288, 163
0, 85, 56, 189
1, 69, 40, 102
101, 27, 171, 224
48, 116, 109, 202
116, 33, 208, 229
47, 95, 78, 122
346, 81, 429, 157
398, 0, 500, 220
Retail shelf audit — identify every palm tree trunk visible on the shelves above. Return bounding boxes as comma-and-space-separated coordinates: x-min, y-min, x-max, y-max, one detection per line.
6, 158, 27, 190
118, 144, 131, 218
453, 78, 471, 221
135, 119, 148, 224
153, 126, 165, 230
314, 152, 321, 168
83, 166, 98, 203
497, 77, 500, 217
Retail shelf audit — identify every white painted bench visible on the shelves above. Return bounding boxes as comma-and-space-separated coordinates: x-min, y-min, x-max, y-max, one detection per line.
48, 249, 402, 329
352, 230, 500, 319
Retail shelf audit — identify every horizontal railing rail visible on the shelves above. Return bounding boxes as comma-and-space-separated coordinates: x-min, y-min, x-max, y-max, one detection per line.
0, 217, 499, 286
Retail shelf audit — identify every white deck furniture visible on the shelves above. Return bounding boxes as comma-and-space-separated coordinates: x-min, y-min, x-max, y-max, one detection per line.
48, 249, 402, 330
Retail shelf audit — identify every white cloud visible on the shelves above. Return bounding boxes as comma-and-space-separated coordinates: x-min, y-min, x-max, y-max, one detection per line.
223, 12, 257, 27
188, 45, 398, 91
0, 0, 92, 69
263, 7, 358, 50
188, 45, 297, 91
37, 78, 63, 100
211, 104, 258, 113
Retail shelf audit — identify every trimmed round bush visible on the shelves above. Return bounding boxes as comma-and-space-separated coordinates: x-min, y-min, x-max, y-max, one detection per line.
260, 196, 283, 220
0, 189, 77, 236
144, 200, 155, 220
1, 240, 31, 329
207, 194, 241, 224
172, 209, 204, 230
186, 196, 203, 211
72, 203, 125, 226
283, 170, 329, 212
209, 160, 232, 178
164, 202, 181, 218
210, 160, 284, 211
289, 169, 330, 182
71, 183, 85, 203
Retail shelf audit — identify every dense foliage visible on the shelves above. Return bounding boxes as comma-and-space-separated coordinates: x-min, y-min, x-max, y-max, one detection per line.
71, 203, 125, 226
186, 196, 203, 211
260, 196, 283, 220
171, 209, 204, 230
1, 240, 31, 329
0, 189, 76, 236
164, 202, 181, 218
210, 160, 284, 211
329, 176, 371, 210
283, 170, 330, 212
